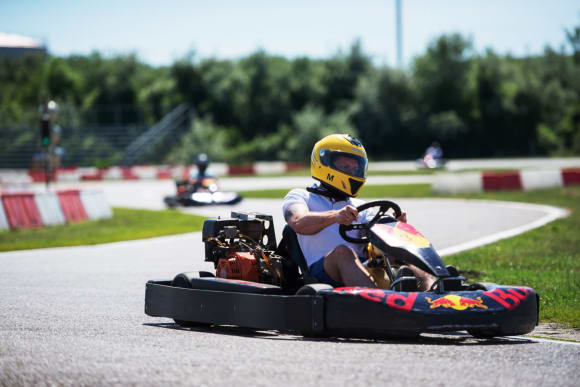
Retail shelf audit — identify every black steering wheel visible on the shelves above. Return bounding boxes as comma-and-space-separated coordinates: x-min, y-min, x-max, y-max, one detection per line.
338, 200, 402, 244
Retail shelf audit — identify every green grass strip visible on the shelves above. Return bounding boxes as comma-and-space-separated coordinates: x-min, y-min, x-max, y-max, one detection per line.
0, 208, 206, 252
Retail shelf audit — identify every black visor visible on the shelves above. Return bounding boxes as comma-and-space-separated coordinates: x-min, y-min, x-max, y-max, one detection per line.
320, 150, 367, 178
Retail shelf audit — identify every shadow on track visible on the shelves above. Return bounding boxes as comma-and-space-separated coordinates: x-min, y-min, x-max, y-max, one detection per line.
143, 323, 534, 346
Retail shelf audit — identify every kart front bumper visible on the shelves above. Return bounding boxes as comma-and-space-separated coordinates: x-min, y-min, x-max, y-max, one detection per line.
145, 279, 539, 338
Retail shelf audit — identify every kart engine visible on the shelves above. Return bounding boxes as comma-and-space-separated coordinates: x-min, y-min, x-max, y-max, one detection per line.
202, 212, 290, 287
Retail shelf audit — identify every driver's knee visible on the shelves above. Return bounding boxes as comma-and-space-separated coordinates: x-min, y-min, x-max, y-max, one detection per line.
326, 245, 358, 266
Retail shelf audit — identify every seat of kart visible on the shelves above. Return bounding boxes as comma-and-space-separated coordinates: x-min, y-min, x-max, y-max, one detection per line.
276, 225, 317, 284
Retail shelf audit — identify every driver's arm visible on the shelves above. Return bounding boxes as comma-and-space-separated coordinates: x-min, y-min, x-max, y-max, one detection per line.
284, 203, 358, 235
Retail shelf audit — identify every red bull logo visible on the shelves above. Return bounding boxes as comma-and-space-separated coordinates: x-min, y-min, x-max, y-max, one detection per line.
426, 294, 487, 310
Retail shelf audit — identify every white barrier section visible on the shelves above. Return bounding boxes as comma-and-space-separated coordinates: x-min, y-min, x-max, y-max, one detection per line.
432, 172, 483, 194
211, 163, 228, 177
133, 166, 157, 179
0, 200, 9, 230
369, 161, 417, 171
0, 169, 32, 185
80, 191, 113, 220
254, 161, 286, 175
57, 169, 82, 182
34, 192, 66, 226
103, 166, 123, 179
521, 170, 563, 191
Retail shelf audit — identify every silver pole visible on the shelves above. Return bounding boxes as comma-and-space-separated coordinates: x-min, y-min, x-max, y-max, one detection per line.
396, 0, 403, 68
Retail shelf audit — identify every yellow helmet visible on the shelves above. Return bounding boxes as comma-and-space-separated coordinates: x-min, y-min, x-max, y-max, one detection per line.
311, 134, 368, 197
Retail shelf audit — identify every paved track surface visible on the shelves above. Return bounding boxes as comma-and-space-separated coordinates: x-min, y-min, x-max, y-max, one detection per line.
2, 180, 578, 386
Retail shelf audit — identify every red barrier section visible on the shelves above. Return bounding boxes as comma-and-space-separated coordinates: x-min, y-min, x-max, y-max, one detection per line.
28, 170, 57, 183
156, 170, 172, 179
1, 193, 43, 229
81, 171, 104, 181
562, 168, 580, 186
228, 164, 255, 175
121, 167, 139, 180
57, 190, 88, 222
285, 162, 307, 171
500, 172, 523, 190
482, 172, 522, 191
482, 173, 501, 190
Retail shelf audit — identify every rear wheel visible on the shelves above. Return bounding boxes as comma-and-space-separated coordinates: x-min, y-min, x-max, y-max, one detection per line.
171, 272, 212, 328
295, 284, 332, 337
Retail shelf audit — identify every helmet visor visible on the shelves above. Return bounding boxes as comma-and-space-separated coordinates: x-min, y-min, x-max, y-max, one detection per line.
320, 150, 367, 179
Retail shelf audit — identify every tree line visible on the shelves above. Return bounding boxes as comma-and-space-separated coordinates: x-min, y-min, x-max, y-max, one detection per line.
1, 25, 579, 167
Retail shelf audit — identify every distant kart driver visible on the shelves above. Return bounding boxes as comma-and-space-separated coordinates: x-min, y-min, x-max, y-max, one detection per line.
283, 134, 435, 290
189, 153, 217, 193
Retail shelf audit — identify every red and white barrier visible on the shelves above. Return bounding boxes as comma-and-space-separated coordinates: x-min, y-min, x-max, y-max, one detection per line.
0, 200, 10, 230
0, 162, 307, 184
2, 160, 579, 185
80, 191, 113, 220
35, 191, 66, 226
433, 168, 580, 194
1, 193, 44, 229
57, 189, 89, 222
0, 190, 112, 230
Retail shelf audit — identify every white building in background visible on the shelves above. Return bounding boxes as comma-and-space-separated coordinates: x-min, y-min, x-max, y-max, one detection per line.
0, 32, 46, 59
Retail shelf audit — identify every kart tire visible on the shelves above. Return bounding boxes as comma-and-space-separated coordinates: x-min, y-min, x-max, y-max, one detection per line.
296, 283, 333, 295
171, 272, 212, 328
164, 197, 178, 209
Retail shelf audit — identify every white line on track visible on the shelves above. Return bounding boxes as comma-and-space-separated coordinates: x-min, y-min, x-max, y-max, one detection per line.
438, 201, 569, 257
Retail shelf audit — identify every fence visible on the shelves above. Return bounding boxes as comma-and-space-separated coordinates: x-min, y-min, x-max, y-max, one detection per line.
0, 104, 189, 168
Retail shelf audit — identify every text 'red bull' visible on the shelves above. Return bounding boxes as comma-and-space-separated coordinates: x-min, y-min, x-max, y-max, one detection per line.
334, 288, 418, 311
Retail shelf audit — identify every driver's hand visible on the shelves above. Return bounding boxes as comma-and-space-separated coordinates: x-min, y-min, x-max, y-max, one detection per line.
335, 205, 358, 225
397, 211, 407, 223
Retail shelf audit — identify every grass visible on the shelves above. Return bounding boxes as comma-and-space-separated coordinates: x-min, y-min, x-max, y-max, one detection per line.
0, 208, 207, 251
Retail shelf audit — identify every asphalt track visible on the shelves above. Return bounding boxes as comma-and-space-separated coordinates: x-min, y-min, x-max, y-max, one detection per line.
1, 179, 579, 386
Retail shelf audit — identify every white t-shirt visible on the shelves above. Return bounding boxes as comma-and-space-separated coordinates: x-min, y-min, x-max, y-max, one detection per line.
282, 186, 376, 267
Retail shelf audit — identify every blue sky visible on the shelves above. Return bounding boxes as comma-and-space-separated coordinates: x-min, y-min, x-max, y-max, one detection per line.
1, 0, 579, 67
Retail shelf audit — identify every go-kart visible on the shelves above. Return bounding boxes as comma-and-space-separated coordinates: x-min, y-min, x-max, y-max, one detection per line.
163, 177, 243, 208
145, 200, 539, 339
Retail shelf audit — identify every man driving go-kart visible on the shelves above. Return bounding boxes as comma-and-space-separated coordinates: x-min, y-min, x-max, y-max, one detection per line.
147, 133, 540, 338
188, 153, 217, 192
283, 134, 436, 290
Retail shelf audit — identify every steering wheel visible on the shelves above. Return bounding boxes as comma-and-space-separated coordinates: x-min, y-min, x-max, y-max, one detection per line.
338, 200, 402, 243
